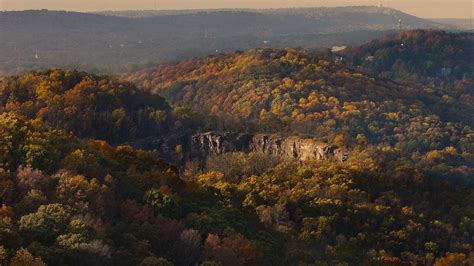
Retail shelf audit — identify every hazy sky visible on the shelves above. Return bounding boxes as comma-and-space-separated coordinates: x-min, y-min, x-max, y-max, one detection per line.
1, 0, 472, 19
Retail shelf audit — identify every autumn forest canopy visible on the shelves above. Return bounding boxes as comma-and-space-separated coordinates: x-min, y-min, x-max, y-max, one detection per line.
0, 27, 473, 266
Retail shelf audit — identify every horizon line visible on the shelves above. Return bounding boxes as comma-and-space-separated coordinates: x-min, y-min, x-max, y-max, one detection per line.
0, 5, 469, 20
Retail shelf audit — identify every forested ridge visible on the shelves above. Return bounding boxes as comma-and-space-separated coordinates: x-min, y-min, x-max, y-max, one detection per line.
341, 30, 474, 83
0, 69, 202, 145
1, 30, 474, 265
127, 33, 473, 137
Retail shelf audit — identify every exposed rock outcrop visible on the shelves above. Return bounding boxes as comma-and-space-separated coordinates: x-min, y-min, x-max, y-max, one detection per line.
192, 132, 348, 162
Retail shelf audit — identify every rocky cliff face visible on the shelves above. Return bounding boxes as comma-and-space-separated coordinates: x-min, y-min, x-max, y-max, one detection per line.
192, 132, 348, 162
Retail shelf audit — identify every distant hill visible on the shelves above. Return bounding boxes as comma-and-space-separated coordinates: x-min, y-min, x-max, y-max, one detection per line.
0, 7, 444, 75
97, 6, 441, 32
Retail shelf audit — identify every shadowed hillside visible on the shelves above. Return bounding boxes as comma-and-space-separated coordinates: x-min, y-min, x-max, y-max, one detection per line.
341, 30, 474, 83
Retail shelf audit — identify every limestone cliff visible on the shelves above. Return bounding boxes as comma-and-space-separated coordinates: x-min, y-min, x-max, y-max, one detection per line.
192, 132, 348, 162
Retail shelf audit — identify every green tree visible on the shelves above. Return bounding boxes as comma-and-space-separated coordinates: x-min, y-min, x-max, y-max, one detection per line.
139, 257, 174, 266
18, 204, 71, 242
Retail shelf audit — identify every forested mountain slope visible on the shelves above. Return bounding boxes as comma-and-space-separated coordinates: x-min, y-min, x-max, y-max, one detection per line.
127, 47, 473, 141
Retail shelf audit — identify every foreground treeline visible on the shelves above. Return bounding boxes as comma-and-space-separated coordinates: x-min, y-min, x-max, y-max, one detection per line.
0, 112, 473, 265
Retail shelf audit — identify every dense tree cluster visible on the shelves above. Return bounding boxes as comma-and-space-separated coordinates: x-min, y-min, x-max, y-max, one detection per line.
199, 150, 474, 264
0, 69, 200, 145
0, 113, 265, 265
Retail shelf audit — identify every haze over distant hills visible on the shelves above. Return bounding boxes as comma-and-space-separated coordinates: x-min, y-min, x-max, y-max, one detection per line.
0, 6, 453, 75
430, 18, 472, 30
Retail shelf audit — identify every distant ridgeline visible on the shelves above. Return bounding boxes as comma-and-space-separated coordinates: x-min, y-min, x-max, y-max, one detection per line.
0, 6, 450, 75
